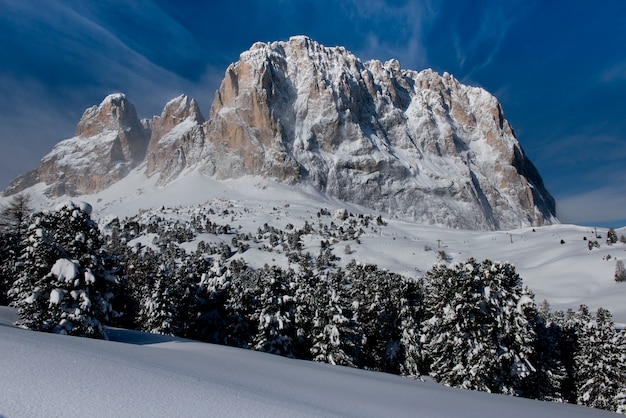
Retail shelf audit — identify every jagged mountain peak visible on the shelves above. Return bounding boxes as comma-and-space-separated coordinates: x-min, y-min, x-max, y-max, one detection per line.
159, 94, 205, 126
75, 93, 142, 138
4, 38, 556, 230
5, 94, 150, 197
145, 94, 206, 183
203, 37, 556, 229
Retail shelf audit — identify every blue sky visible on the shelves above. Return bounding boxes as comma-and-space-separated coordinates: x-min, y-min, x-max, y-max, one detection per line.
1, 0, 625, 227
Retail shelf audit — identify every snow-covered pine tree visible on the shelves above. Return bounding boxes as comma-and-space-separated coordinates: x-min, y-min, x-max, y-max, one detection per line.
422, 258, 536, 394
0, 231, 15, 304
348, 262, 404, 373
115, 245, 159, 329
0, 193, 33, 303
522, 302, 567, 401
171, 255, 202, 339
309, 269, 357, 367
221, 263, 257, 349
398, 278, 426, 378
614, 329, 626, 414
252, 265, 297, 357
138, 263, 180, 336
291, 266, 316, 360
0, 192, 33, 241
191, 258, 233, 343
9, 201, 119, 338
571, 306, 625, 412
548, 307, 578, 403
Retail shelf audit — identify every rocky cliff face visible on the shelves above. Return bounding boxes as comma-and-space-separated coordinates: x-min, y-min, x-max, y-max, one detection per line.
3, 36, 556, 230
5, 94, 150, 196
145, 95, 205, 184
202, 36, 555, 229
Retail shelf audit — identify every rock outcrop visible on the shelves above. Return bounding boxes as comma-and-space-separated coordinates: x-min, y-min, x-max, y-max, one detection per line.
5, 94, 150, 196
145, 95, 205, 184
201, 36, 555, 229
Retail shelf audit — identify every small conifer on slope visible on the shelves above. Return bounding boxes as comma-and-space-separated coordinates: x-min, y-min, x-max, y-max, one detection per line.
567, 306, 626, 412
422, 258, 536, 395
9, 201, 119, 338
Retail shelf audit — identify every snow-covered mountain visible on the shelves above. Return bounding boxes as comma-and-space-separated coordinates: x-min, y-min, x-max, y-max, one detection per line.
4, 36, 555, 231
5, 93, 150, 197
203, 36, 555, 230
145, 94, 206, 185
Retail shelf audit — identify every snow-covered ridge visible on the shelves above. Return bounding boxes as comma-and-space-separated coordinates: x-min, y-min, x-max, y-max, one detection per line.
4, 36, 555, 231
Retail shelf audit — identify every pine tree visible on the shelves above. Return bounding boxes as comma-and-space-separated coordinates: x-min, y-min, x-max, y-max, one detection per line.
0, 231, 16, 304
348, 262, 404, 373
252, 265, 297, 357
548, 308, 578, 403
191, 258, 233, 343
615, 259, 626, 282
0, 193, 33, 240
0, 193, 33, 303
221, 265, 257, 349
398, 278, 426, 378
522, 302, 567, 401
116, 246, 159, 329
572, 306, 624, 411
138, 263, 180, 336
309, 269, 357, 367
9, 202, 119, 338
614, 330, 626, 414
291, 267, 316, 360
422, 259, 536, 394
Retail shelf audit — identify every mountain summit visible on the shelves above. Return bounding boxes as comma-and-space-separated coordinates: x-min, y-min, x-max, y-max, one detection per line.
4, 36, 556, 230
5, 93, 150, 196
201, 36, 555, 229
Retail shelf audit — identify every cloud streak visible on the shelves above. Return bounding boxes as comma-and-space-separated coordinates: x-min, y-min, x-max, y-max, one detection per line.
341, 0, 438, 70
445, 0, 533, 80
0, 0, 224, 188
557, 187, 626, 227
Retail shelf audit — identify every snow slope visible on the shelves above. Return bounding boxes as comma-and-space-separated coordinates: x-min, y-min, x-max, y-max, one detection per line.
0, 311, 615, 417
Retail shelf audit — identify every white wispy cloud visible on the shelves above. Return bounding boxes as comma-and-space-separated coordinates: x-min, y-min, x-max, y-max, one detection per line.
451, 1, 533, 78
557, 186, 626, 226
342, 0, 438, 70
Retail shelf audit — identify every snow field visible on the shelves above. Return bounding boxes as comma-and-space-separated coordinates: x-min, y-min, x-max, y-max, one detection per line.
0, 314, 617, 418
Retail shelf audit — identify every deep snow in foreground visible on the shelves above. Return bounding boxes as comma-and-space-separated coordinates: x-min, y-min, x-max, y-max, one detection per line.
0, 310, 616, 417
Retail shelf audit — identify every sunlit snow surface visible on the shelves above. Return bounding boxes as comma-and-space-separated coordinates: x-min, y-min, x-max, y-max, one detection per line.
0, 309, 615, 417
